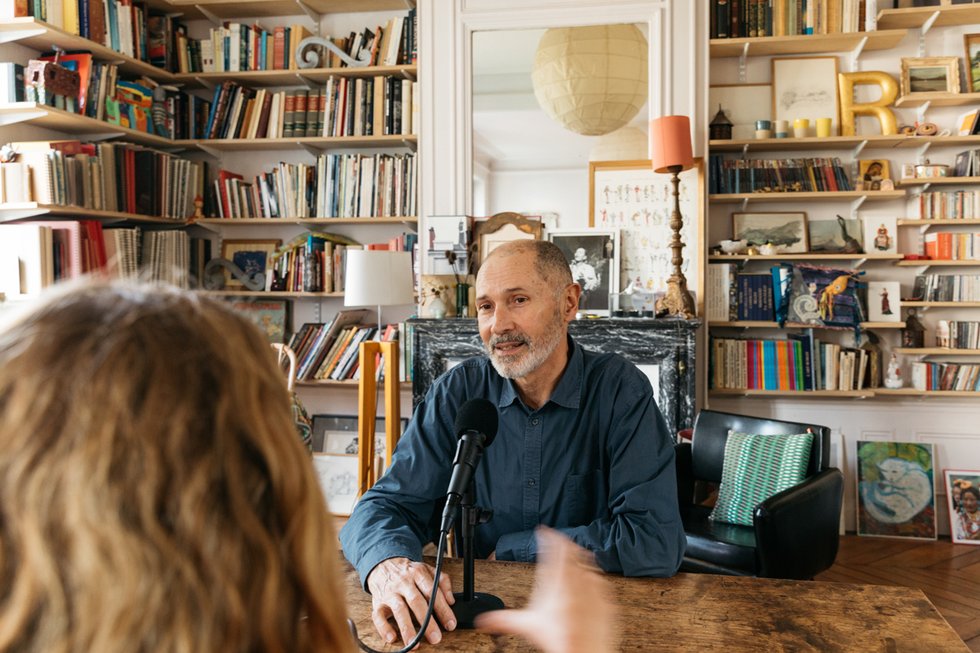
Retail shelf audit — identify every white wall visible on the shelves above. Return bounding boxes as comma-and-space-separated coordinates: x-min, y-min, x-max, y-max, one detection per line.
486, 168, 588, 225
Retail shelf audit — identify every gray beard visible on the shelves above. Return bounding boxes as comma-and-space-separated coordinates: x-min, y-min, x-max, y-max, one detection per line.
485, 312, 564, 380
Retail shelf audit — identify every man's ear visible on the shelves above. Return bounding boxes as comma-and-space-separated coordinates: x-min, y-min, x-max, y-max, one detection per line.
562, 283, 581, 321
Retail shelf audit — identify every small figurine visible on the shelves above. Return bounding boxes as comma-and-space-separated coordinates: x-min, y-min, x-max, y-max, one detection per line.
759, 241, 779, 256
873, 223, 892, 251
884, 353, 903, 389
192, 196, 204, 220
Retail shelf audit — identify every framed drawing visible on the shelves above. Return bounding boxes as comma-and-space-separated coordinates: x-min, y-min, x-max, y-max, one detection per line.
220, 239, 281, 289
312, 453, 359, 516
732, 212, 808, 253
771, 56, 840, 136
866, 281, 901, 323
944, 469, 980, 544
900, 56, 961, 96
471, 212, 542, 269
856, 440, 937, 540
226, 298, 289, 343
708, 84, 773, 140
965, 34, 980, 92
807, 216, 864, 253
589, 159, 703, 303
312, 414, 409, 495
863, 216, 898, 255
547, 229, 619, 316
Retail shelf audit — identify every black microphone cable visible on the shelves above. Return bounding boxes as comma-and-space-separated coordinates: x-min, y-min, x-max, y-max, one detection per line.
346, 528, 451, 653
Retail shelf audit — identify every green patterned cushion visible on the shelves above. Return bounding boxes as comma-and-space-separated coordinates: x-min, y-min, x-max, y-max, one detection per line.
709, 430, 814, 526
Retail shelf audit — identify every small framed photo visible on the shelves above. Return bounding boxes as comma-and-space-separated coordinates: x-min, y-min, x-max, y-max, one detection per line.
312, 454, 359, 516
771, 56, 840, 136
866, 281, 901, 323
856, 440, 937, 540
220, 239, 281, 289
964, 34, 980, 93
732, 212, 808, 253
311, 414, 408, 460
547, 229, 619, 316
944, 469, 980, 544
708, 84, 773, 140
807, 215, 864, 253
857, 159, 891, 190
900, 56, 961, 96
472, 212, 542, 270
863, 216, 898, 255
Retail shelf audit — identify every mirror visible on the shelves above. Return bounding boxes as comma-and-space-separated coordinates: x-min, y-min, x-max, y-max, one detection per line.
471, 25, 650, 227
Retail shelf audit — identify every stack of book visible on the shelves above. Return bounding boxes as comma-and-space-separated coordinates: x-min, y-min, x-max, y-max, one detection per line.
709, 155, 852, 194
912, 274, 980, 302
911, 362, 980, 392
935, 321, 980, 350
922, 232, 980, 261
710, 0, 871, 39
918, 190, 980, 221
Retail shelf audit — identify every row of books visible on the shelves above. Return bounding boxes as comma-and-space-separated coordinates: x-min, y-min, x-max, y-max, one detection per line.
936, 321, 980, 350
287, 309, 374, 381
922, 232, 980, 261
706, 263, 793, 323
1, 140, 202, 219
3, 0, 183, 71
911, 274, 980, 302
210, 152, 417, 220
270, 240, 359, 294
711, 333, 873, 392
322, 75, 416, 138
0, 221, 194, 298
917, 190, 980, 221
708, 155, 853, 194
911, 362, 980, 392
953, 149, 980, 178
710, 0, 872, 39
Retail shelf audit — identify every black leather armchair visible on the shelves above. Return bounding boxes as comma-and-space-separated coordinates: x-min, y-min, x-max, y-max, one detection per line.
675, 409, 844, 580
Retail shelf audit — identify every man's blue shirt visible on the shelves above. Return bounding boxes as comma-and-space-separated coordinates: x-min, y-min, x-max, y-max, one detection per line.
339, 336, 685, 586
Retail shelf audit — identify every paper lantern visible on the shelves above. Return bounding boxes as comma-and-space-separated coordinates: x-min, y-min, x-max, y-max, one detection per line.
588, 125, 648, 161
531, 24, 648, 136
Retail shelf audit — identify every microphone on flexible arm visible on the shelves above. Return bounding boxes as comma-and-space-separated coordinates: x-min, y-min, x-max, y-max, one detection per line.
440, 397, 499, 534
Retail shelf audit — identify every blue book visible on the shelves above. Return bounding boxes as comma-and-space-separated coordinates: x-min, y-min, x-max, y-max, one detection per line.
763, 340, 778, 390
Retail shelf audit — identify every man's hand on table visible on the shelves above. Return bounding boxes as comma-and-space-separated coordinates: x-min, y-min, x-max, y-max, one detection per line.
366, 556, 456, 646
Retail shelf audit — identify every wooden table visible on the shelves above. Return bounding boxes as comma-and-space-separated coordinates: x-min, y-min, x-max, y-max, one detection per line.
343, 557, 968, 652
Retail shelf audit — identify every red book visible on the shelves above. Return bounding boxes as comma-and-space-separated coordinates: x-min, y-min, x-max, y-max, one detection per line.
217, 169, 244, 218
254, 91, 273, 138
125, 148, 136, 214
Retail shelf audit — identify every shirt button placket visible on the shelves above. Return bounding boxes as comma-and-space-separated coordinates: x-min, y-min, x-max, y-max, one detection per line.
524, 416, 542, 530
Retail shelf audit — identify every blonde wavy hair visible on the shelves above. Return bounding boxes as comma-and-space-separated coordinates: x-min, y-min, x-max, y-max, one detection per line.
0, 281, 353, 653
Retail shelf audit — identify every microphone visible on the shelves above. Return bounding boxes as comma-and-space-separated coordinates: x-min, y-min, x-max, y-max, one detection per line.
439, 398, 498, 534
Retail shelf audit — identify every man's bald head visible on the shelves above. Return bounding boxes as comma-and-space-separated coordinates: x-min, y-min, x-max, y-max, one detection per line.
478, 240, 573, 289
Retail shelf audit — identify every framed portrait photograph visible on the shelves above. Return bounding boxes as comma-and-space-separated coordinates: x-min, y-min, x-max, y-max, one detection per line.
220, 239, 281, 289
312, 453, 359, 516
858, 159, 891, 190
708, 84, 773, 140
807, 215, 864, 253
771, 56, 840, 137
732, 212, 808, 253
856, 441, 937, 541
900, 56, 961, 96
944, 469, 980, 544
547, 229, 620, 316
965, 34, 980, 93
866, 281, 901, 323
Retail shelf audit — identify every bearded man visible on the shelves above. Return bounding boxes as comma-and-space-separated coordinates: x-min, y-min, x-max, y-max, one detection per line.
340, 240, 684, 647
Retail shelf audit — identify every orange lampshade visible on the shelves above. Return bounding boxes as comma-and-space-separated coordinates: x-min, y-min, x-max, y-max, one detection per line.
650, 115, 694, 173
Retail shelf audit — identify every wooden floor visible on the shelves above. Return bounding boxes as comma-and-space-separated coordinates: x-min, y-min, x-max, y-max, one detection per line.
816, 535, 980, 651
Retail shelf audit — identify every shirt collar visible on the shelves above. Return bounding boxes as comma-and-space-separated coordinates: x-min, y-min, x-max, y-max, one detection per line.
494, 335, 582, 410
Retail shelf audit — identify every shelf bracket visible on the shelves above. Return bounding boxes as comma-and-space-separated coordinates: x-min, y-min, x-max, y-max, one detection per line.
294, 0, 322, 28
855, 257, 868, 268
294, 72, 319, 91
916, 140, 932, 163
400, 137, 417, 150
738, 43, 749, 83
920, 182, 932, 193
0, 27, 46, 44
296, 36, 367, 69
193, 75, 215, 90
0, 206, 48, 221
916, 100, 931, 124
312, 300, 322, 323
850, 139, 868, 160
740, 197, 750, 211
298, 142, 319, 156
193, 4, 222, 26
741, 143, 750, 158
196, 143, 222, 157
83, 131, 127, 142
849, 36, 868, 72
850, 195, 867, 217
0, 107, 46, 127
922, 10, 940, 37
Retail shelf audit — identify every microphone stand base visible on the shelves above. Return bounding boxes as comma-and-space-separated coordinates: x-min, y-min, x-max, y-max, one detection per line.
451, 592, 505, 629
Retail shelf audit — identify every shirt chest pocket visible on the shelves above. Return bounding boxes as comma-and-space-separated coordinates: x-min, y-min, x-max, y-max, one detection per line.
563, 469, 605, 526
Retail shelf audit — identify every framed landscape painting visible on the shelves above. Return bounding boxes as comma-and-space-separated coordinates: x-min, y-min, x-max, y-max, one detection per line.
856, 440, 937, 540
965, 34, 980, 92
900, 56, 961, 96
732, 212, 808, 253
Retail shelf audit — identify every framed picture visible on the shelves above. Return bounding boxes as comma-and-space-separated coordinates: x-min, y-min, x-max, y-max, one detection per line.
900, 56, 961, 96
857, 159, 891, 190
708, 84, 773, 140
312, 454, 359, 516
311, 414, 408, 457
220, 239, 281, 289
425, 214, 470, 276
863, 216, 898, 255
771, 56, 840, 137
944, 469, 980, 544
807, 216, 864, 253
732, 212, 808, 253
866, 281, 901, 323
590, 159, 703, 301
965, 34, 980, 93
547, 229, 620, 316
226, 298, 288, 343
471, 212, 542, 270
856, 440, 937, 540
